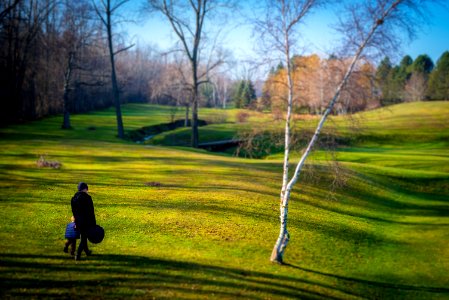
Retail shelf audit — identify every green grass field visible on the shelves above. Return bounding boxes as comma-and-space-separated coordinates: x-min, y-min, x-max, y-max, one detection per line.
0, 102, 448, 299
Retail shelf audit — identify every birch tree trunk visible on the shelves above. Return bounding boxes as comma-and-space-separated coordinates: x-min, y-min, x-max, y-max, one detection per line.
270, 26, 295, 263
257, 0, 319, 264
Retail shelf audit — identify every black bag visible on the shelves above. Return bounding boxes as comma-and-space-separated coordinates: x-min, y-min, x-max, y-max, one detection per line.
87, 225, 105, 244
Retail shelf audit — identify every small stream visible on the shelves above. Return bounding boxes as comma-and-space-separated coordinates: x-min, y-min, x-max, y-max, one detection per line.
128, 119, 207, 143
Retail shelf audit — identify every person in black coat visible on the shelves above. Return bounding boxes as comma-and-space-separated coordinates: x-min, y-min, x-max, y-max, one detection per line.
71, 182, 96, 261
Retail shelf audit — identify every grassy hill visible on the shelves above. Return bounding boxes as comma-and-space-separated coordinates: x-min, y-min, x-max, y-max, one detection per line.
147, 101, 449, 150
0, 102, 448, 299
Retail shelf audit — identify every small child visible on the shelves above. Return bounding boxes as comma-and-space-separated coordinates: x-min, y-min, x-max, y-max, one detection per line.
63, 216, 80, 255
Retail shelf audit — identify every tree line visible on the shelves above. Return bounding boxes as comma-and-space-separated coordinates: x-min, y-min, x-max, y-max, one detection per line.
376, 52, 449, 104
259, 51, 449, 116
0, 0, 235, 130
1, 0, 448, 131
0, 0, 111, 125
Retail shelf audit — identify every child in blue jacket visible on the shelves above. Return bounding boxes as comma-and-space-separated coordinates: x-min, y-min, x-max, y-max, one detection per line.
63, 216, 80, 255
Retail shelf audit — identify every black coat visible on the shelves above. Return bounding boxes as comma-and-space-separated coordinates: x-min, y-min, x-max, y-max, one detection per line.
71, 191, 96, 231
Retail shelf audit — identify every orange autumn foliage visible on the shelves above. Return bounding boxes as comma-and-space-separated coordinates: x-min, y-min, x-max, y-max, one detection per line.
263, 55, 378, 115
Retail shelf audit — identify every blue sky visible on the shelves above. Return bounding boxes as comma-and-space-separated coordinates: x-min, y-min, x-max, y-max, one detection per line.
126, 1, 449, 66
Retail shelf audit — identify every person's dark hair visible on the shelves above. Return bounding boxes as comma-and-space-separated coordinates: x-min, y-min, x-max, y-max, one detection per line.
78, 182, 88, 191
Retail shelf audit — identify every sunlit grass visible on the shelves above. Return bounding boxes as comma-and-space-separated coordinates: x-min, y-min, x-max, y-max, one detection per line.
0, 102, 448, 299
149, 101, 449, 149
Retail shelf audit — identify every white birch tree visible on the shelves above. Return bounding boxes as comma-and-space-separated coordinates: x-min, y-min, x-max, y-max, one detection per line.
254, 0, 324, 264
256, 0, 438, 264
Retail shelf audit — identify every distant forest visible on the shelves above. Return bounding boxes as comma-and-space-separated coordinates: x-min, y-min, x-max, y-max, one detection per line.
1, 1, 448, 125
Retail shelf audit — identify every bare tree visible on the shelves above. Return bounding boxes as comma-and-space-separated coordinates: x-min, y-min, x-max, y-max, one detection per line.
404, 72, 426, 102
0, 0, 21, 22
213, 72, 231, 109
116, 45, 160, 103
146, 0, 230, 147
256, 0, 437, 264
94, 0, 133, 139
149, 52, 193, 125
60, 0, 97, 129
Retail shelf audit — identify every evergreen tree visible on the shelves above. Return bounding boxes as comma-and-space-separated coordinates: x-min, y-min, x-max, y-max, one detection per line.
376, 56, 392, 101
399, 55, 413, 68
376, 56, 392, 82
397, 55, 413, 82
428, 51, 449, 100
385, 66, 404, 102
382, 55, 413, 103
412, 54, 434, 75
276, 62, 284, 72
233, 80, 245, 108
242, 80, 257, 107
233, 80, 257, 108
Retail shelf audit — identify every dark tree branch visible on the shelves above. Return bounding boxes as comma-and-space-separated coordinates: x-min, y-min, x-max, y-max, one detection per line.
0, 0, 21, 21
113, 43, 135, 55
93, 1, 107, 26
110, 0, 130, 13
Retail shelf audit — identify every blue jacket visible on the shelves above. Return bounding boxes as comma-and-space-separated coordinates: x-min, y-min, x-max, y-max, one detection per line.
65, 222, 80, 239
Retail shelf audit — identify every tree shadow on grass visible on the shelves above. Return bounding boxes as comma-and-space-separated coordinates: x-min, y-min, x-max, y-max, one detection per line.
300, 189, 449, 226
1, 253, 448, 299
1, 253, 353, 299
284, 263, 449, 298
297, 169, 449, 225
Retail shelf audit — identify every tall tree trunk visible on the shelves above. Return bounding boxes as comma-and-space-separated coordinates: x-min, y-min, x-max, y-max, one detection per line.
185, 103, 190, 127
222, 87, 227, 109
191, 61, 199, 147
61, 52, 74, 129
212, 83, 216, 107
106, 0, 124, 139
191, 87, 199, 147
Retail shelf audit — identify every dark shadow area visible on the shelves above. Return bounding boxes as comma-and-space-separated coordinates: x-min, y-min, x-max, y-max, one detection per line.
294, 167, 449, 225
285, 263, 449, 294
301, 186, 449, 224
198, 139, 241, 152
1, 253, 448, 299
0, 253, 350, 299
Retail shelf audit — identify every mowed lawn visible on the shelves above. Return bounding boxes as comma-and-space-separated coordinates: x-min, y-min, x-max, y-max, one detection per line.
0, 102, 448, 299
